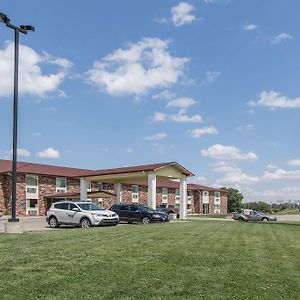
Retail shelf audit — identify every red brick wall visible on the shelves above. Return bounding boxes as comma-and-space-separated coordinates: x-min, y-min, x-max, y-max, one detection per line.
0, 175, 5, 212
221, 192, 228, 214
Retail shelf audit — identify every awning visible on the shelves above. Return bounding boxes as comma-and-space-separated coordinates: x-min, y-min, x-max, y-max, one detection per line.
45, 190, 116, 199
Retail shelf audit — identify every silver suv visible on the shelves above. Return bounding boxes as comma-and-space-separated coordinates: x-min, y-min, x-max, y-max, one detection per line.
46, 201, 119, 228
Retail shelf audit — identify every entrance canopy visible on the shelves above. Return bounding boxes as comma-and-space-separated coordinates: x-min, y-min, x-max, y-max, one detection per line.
78, 162, 194, 219
78, 162, 194, 183
45, 190, 116, 200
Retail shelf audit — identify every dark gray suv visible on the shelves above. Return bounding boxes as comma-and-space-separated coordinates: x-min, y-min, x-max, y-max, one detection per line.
110, 204, 169, 224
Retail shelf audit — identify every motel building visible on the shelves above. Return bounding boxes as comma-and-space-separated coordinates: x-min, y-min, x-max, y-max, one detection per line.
0, 160, 227, 218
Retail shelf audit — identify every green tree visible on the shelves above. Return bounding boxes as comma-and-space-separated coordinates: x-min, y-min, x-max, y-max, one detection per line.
243, 201, 271, 212
221, 187, 243, 213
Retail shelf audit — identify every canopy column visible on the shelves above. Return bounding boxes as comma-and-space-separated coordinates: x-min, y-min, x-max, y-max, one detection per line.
147, 172, 156, 209
114, 183, 122, 204
80, 179, 88, 201
180, 175, 187, 219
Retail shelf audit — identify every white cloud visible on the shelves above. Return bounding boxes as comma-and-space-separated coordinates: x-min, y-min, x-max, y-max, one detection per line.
167, 97, 197, 109
243, 24, 258, 31
7, 148, 31, 157
152, 112, 167, 122
213, 162, 259, 186
125, 148, 133, 153
189, 126, 218, 138
266, 164, 278, 170
170, 109, 202, 123
0, 42, 71, 97
236, 123, 255, 132
152, 110, 202, 123
287, 158, 300, 167
37, 147, 61, 159
271, 33, 292, 44
86, 38, 189, 96
201, 144, 258, 161
206, 71, 221, 83
249, 90, 300, 109
188, 176, 212, 186
144, 133, 168, 141
152, 90, 176, 100
171, 2, 197, 27
255, 187, 300, 201
203, 0, 215, 3
263, 168, 300, 181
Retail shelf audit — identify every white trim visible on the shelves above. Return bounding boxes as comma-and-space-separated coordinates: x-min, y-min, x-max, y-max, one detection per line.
180, 176, 187, 219
147, 172, 156, 209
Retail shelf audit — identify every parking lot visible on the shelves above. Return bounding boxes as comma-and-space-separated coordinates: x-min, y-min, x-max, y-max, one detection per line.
1, 214, 299, 233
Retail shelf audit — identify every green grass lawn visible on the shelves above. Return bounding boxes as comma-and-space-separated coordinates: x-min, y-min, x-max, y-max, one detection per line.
0, 221, 299, 300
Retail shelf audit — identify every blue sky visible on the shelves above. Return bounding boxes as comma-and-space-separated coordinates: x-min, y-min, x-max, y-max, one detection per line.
0, 0, 299, 202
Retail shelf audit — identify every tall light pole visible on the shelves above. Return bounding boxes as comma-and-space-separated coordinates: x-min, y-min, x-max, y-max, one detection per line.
0, 12, 34, 226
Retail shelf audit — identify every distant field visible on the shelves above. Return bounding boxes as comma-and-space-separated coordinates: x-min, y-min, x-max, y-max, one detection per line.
0, 221, 299, 299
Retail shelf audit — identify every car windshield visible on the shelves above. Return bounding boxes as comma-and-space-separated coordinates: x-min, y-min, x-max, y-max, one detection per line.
77, 203, 104, 211
140, 206, 156, 212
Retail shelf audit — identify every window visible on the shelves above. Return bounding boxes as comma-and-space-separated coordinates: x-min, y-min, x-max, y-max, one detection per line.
132, 185, 139, 203
56, 177, 67, 193
162, 188, 168, 204
25, 175, 38, 186
187, 190, 192, 204
130, 206, 140, 212
120, 205, 130, 211
56, 177, 66, 188
111, 204, 121, 210
98, 183, 103, 191
69, 203, 78, 210
26, 187, 37, 194
175, 189, 180, 203
27, 199, 38, 208
25, 175, 38, 199
87, 181, 92, 192
215, 191, 221, 198
54, 202, 69, 210
203, 203, 209, 214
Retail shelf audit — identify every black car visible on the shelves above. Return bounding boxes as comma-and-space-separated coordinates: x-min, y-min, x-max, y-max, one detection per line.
110, 204, 169, 224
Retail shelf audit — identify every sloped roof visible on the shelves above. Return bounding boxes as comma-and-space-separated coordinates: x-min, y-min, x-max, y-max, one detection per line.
80, 161, 194, 177
0, 160, 194, 177
0, 159, 92, 177
44, 190, 116, 199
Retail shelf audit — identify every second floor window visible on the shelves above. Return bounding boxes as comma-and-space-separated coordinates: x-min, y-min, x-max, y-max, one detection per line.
215, 191, 221, 198
25, 175, 38, 186
56, 177, 67, 193
132, 185, 139, 202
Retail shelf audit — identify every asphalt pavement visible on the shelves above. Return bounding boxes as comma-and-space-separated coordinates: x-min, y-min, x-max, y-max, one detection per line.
0, 214, 299, 233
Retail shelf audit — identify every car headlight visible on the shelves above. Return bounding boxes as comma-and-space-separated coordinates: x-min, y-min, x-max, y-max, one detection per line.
91, 213, 103, 217
152, 214, 161, 218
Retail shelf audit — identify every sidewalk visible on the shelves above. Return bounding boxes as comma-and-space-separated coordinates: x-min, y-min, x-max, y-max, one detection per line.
0, 216, 50, 233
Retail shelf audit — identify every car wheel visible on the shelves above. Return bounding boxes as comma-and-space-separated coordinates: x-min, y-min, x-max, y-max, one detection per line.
238, 217, 245, 222
80, 218, 91, 228
262, 217, 268, 222
142, 216, 150, 225
49, 216, 59, 228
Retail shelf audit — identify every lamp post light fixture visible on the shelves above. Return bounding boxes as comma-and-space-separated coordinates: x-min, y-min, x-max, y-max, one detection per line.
0, 12, 34, 230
